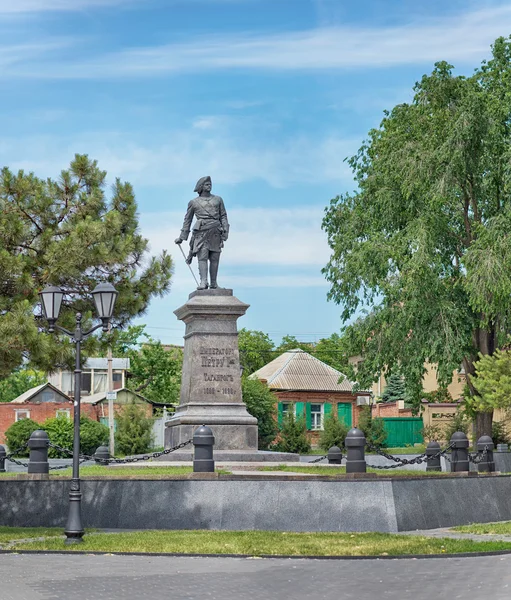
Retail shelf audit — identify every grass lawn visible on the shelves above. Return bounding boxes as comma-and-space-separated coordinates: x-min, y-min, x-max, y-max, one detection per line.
0, 466, 230, 478
3, 529, 511, 556
259, 465, 448, 476
452, 522, 511, 535
0, 527, 63, 544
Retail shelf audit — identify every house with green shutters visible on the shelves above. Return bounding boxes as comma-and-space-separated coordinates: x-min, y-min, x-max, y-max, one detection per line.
250, 349, 371, 445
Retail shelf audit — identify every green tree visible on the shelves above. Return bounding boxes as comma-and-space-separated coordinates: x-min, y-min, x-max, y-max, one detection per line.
276, 335, 314, 354
357, 406, 387, 448
241, 378, 278, 450
322, 37, 511, 441
115, 401, 154, 455
0, 368, 46, 403
313, 333, 350, 372
273, 412, 311, 454
471, 349, 511, 411
381, 372, 406, 403
0, 154, 172, 376
238, 329, 275, 375
102, 325, 182, 405
319, 413, 349, 451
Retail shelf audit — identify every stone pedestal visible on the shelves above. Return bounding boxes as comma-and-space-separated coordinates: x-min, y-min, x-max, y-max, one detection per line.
165, 289, 258, 452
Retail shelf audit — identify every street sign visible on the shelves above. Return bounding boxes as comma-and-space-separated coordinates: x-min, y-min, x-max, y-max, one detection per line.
106, 391, 117, 401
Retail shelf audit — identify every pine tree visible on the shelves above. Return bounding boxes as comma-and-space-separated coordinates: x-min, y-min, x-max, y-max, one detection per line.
0, 155, 172, 375
381, 372, 406, 403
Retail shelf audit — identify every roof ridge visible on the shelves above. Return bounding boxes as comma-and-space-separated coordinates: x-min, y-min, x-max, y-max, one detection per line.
266, 350, 300, 384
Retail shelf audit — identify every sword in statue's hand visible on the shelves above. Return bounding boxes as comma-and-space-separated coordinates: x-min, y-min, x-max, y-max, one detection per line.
175, 240, 199, 288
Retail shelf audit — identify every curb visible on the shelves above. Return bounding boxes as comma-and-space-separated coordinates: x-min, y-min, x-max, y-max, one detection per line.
1, 548, 511, 560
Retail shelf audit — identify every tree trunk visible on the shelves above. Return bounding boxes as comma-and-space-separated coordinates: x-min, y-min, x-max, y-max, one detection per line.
474, 410, 493, 443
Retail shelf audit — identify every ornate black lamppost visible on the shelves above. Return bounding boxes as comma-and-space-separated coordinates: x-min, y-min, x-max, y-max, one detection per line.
39, 283, 118, 544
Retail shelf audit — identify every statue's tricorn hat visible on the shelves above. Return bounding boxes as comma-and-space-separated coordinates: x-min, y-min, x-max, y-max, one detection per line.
194, 176, 211, 193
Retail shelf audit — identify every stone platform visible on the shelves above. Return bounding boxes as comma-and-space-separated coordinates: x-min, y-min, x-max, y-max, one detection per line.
155, 450, 300, 462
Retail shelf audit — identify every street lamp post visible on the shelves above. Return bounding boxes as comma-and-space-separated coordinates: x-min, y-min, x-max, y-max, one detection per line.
39, 282, 118, 544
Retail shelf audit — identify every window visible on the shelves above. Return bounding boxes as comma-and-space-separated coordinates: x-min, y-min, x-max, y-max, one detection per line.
15, 410, 30, 422
56, 409, 70, 419
113, 372, 123, 389
310, 403, 323, 430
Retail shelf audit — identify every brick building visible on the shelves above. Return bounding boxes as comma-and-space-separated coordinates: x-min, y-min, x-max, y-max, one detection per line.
0, 383, 151, 444
250, 349, 371, 445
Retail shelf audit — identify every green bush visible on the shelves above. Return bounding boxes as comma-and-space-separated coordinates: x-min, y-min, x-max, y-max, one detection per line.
444, 410, 471, 442
319, 413, 349, 451
115, 401, 154, 455
44, 416, 73, 458
79, 417, 109, 456
491, 421, 511, 447
357, 406, 387, 448
272, 412, 311, 454
4, 418, 40, 456
241, 378, 278, 450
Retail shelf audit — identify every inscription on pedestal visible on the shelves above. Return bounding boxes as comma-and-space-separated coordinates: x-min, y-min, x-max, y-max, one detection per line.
200, 345, 237, 398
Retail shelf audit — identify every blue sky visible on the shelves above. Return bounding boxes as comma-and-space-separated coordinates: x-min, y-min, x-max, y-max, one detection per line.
1, 0, 510, 345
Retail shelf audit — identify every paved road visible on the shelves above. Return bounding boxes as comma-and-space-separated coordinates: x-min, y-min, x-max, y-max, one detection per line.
1, 553, 510, 600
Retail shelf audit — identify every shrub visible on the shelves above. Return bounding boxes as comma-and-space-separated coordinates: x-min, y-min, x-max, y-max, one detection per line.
79, 417, 109, 456
491, 421, 511, 447
319, 413, 349, 451
443, 409, 471, 442
4, 418, 40, 456
241, 378, 278, 450
273, 411, 311, 454
357, 406, 387, 448
115, 401, 154, 455
421, 424, 443, 443
43, 416, 73, 457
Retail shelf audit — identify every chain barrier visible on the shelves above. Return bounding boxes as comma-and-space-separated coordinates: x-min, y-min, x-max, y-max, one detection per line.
468, 445, 488, 465
4, 444, 30, 468
365, 442, 454, 470
48, 439, 194, 466
309, 454, 328, 463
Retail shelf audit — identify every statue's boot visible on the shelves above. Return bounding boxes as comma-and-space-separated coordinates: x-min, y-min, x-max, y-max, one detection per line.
209, 253, 220, 289
198, 259, 208, 289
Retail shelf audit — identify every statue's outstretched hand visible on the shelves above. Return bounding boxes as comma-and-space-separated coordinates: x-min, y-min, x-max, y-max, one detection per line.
175, 238, 183, 244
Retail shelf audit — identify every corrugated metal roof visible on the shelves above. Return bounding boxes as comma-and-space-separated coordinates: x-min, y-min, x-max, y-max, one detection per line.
250, 349, 364, 393
84, 358, 130, 370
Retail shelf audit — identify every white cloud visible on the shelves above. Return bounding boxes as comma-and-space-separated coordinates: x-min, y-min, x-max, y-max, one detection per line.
142, 206, 331, 290
0, 0, 136, 13
142, 206, 331, 268
8, 3, 511, 78
0, 123, 356, 188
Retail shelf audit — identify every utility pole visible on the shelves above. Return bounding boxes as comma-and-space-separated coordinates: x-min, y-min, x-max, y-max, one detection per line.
107, 324, 115, 456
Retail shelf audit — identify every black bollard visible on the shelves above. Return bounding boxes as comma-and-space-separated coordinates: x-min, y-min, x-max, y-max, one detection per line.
28, 430, 50, 474
0, 445, 5, 473
327, 446, 343, 465
345, 428, 366, 473
193, 425, 215, 473
477, 435, 495, 473
425, 441, 442, 472
450, 431, 470, 472
94, 445, 110, 465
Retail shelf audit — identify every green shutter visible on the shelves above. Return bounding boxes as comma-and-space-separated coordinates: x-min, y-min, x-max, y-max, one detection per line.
278, 402, 284, 426
337, 403, 353, 428
305, 403, 312, 430
324, 403, 332, 418
295, 402, 305, 424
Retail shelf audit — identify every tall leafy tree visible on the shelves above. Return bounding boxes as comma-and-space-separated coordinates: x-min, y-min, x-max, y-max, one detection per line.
322, 37, 511, 440
238, 329, 275, 375
106, 325, 182, 405
0, 155, 172, 376
0, 368, 46, 403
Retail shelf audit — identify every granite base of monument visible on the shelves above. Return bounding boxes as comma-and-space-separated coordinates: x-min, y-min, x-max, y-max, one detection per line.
163, 288, 299, 462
